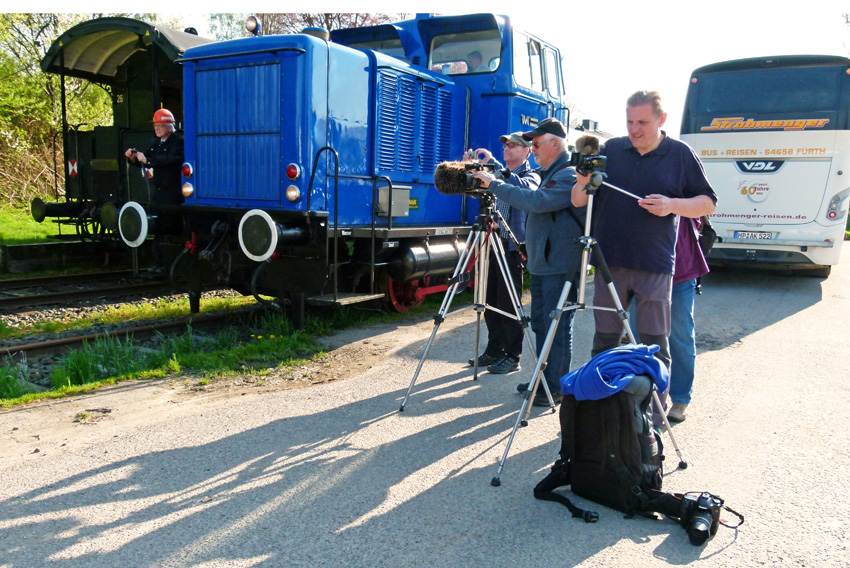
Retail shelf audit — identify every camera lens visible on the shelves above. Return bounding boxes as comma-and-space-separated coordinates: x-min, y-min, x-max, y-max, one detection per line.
687, 513, 712, 545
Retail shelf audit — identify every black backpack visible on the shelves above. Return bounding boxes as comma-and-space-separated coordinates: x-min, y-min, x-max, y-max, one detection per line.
533, 374, 744, 544
534, 374, 663, 519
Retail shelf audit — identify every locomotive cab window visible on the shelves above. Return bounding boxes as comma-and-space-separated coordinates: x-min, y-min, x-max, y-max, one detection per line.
513, 31, 543, 92
347, 37, 406, 59
543, 47, 562, 98
428, 29, 501, 75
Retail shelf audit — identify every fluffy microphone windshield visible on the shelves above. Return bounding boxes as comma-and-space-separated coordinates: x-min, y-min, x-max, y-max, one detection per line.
434, 161, 473, 195
575, 135, 600, 156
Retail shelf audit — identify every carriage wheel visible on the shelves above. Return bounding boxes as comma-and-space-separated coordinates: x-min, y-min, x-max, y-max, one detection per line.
76, 216, 106, 242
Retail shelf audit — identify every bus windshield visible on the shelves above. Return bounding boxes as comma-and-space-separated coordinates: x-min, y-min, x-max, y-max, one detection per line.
690, 66, 843, 116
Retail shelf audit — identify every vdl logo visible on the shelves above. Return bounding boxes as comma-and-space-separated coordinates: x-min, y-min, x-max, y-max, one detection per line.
521, 115, 539, 127
734, 160, 784, 174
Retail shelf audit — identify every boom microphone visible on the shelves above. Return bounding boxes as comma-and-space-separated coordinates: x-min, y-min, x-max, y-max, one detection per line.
434, 161, 472, 195
575, 135, 600, 156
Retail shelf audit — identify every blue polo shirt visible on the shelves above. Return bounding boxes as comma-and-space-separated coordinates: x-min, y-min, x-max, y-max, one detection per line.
592, 133, 716, 274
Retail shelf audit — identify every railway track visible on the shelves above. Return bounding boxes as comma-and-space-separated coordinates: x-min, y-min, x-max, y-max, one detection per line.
0, 270, 187, 314
0, 306, 258, 361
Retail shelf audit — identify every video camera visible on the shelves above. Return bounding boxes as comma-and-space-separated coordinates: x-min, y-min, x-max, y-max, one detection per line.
569, 134, 607, 176
569, 153, 607, 176
434, 161, 509, 196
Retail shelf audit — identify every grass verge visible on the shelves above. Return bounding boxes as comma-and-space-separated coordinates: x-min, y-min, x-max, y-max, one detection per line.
0, 288, 472, 408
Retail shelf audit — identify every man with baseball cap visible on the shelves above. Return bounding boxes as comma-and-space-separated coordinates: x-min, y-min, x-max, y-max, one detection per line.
466, 132, 539, 375
473, 118, 585, 405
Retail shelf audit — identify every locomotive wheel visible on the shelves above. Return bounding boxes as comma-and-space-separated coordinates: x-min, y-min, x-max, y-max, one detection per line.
380, 274, 427, 313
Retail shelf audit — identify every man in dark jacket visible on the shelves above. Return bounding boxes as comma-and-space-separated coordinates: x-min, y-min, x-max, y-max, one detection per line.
473, 118, 586, 405
125, 108, 185, 276
467, 132, 539, 375
125, 108, 184, 206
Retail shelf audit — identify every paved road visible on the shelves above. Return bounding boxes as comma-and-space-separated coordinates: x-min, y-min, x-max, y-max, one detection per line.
1, 249, 849, 567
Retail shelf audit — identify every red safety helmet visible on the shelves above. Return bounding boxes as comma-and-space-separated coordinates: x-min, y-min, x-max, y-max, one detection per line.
152, 108, 176, 124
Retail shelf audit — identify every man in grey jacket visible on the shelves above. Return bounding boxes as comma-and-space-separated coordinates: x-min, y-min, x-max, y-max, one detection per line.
473, 118, 586, 405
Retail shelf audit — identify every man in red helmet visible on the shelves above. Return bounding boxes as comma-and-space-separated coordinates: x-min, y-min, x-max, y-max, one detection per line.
125, 108, 184, 207
125, 108, 185, 277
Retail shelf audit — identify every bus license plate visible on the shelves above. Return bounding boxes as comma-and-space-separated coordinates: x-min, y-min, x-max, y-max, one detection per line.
735, 231, 773, 240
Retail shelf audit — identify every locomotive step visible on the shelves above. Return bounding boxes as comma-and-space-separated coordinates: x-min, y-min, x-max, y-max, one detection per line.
306, 292, 386, 307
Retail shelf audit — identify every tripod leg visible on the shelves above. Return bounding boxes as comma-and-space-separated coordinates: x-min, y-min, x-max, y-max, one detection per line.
591, 242, 687, 468
399, 229, 480, 411
489, 237, 538, 371
472, 231, 492, 380
521, 281, 576, 417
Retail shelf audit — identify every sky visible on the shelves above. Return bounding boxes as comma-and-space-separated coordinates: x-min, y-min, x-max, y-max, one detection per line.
512, 1, 850, 136
41, 1, 850, 137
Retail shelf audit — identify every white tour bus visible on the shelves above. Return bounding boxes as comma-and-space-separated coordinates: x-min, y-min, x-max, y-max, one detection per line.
681, 55, 850, 277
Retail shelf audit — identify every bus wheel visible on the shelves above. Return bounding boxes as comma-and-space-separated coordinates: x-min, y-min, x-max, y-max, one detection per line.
380, 274, 426, 313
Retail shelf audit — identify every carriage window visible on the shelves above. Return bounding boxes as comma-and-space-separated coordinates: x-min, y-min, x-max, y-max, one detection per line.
428, 29, 501, 75
514, 31, 542, 92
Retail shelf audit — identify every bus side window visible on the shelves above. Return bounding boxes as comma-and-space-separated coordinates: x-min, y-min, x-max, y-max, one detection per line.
513, 30, 542, 92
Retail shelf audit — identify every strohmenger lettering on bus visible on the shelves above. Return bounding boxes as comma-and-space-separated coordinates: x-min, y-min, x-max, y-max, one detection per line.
701, 117, 830, 131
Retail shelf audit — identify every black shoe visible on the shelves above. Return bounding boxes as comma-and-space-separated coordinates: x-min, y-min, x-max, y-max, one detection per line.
468, 352, 502, 367
532, 391, 563, 407
488, 356, 520, 374
517, 382, 530, 395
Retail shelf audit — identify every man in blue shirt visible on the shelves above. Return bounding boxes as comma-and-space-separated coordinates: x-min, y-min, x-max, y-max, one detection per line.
474, 118, 586, 405
467, 133, 538, 374
571, 91, 716, 413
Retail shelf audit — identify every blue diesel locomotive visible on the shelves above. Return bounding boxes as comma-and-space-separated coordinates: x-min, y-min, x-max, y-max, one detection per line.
115, 13, 569, 325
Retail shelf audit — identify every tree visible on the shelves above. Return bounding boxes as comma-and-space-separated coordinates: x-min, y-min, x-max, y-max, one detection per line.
207, 13, 406, 40
0, 13, 188, 206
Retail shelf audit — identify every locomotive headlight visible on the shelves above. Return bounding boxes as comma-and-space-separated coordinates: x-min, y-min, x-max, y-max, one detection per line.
285, 185, 301, 202
181, 162, 193, 178
286, 163, 301, 180
246, 15, 261, 36
182, 182, 194, 198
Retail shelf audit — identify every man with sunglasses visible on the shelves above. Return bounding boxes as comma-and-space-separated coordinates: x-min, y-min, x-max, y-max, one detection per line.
466, 133, 538, 375
473, 118, 585, 406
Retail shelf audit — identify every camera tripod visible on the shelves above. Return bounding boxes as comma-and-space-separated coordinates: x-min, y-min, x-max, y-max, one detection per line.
398, 194, 558, 411
490, 173, 688, 486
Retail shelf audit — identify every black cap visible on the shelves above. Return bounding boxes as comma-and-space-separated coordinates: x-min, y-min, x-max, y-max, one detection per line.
522, 117, 567, 140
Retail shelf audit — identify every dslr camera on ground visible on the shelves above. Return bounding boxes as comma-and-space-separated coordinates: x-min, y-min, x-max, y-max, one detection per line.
679, 492, 724, 545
